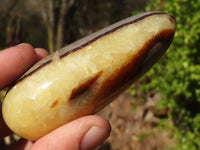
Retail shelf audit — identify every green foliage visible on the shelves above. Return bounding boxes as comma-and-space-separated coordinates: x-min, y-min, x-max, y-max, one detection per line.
131, 0, 200, 149
137, 129, 155, 142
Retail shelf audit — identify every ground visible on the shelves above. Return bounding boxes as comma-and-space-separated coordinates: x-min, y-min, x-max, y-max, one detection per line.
97, 92, 174, 150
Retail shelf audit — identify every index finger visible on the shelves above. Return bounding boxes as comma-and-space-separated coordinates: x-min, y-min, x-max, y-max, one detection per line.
0, 43, 37, 90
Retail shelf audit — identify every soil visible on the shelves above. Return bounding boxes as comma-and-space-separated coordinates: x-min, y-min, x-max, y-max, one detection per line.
96, 92, 174, 150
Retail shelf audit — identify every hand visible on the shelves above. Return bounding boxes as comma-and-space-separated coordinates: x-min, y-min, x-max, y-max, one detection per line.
0, 43, 111, 150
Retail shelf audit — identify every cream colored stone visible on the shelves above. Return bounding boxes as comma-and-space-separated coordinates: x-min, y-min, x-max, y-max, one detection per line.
2, 12, 175, 140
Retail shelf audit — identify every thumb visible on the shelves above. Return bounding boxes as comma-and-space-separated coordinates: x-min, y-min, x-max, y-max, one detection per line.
32, 115, 111, 150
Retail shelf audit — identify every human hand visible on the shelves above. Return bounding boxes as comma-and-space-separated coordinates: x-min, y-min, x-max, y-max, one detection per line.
0, 43, 111, 150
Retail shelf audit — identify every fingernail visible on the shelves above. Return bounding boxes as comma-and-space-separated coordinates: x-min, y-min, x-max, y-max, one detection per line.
16, 43, 25, 46
81, 126, 110, 150
16, 43, 27, 48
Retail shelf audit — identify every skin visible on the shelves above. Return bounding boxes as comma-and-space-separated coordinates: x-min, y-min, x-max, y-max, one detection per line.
0, 43, 111, 150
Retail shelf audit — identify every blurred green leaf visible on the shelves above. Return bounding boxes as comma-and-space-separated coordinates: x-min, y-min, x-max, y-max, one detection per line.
130, 0, 200, 149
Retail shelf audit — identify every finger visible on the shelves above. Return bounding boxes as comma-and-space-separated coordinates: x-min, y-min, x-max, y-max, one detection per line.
0, 43, 36, 90
35, 48, 49, 61
0, 103, 12, 140
32, 115, 111, 150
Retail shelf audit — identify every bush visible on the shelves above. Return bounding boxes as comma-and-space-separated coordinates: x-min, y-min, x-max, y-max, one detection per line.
131, 0, 200, 149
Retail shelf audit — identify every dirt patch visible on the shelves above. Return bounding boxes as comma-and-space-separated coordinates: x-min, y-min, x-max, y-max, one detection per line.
97, 92, 174, 150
